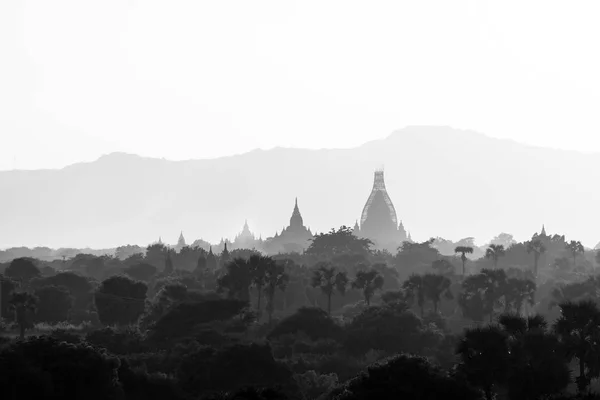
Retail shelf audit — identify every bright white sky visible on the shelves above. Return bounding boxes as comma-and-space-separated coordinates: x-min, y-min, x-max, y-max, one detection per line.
1, 0, 600, 170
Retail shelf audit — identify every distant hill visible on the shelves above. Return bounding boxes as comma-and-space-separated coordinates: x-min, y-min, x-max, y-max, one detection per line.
1, 126, 598, 249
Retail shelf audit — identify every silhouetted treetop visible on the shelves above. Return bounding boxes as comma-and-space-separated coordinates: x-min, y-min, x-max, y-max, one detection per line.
305, 226, 373, 257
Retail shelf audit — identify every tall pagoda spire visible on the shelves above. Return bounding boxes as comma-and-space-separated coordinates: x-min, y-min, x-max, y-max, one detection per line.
541, 224, 547, 236
289, 197, 304, 228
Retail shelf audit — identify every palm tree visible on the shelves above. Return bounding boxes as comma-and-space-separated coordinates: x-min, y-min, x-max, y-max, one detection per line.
263, 261, 289, 325
566, 240, 585, 269
553, 300, 600, 393
498, 313, 570, 400
164, 249, 174, 274
247, 254, 271, 318
503, 277, 536, 315
402, 274, 426, 317
455, 246, 474, 277
216, 257, 253, 302
423, 273, 453, 314
498, 312, 547, 336
525, 239, 546, 277
311, 262, 349, 315
456, 325, 509, 400
485, 244, 506, 269
351, 270, 384, 306
9, 291, 38, 339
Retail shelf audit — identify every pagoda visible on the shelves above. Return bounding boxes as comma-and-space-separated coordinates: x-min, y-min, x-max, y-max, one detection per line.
354, 170, 408, 251
264, 198, 313, 254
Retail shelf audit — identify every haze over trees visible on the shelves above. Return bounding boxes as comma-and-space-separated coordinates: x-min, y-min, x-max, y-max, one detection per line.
1, 222, 599, 399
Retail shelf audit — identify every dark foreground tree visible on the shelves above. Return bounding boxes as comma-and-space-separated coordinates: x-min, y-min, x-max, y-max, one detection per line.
456, 325, 509, 400
177, 343, 297, 398
554, 300, 600, 393
498, 313, 571, 400
0, 336, 121, 400
324, 354, 480, 400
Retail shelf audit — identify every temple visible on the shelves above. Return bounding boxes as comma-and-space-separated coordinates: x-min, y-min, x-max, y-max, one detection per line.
353, 170, 409, 252
263, 198, 313, 254
232, 220, 262, 250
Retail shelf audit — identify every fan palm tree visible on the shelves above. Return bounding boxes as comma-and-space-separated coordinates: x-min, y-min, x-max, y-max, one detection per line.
485, 244, 506, 269
247, 254, 272, 318
352, 269, 384, 306
553, 300, 600, 393
455, 246, 474, 277
263, 261, 289, 325
498, 313, 571, 400
503, 277, 536, 315
310, 262, 349, 315
402, 274, 426, 317
566, 240, 585, 269
456, 325, 509, 400
216, 257, 252, 302
526, 239, 546, 277
9, 291, 38, 339
422, 273, 453, 314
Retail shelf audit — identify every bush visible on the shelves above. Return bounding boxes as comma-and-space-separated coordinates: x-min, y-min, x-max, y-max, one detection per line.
118, 358, 187, 400
268, 307, 344, 342
85, 326, 148, 355
294, 370, 338, 400
49, 328, 83, 344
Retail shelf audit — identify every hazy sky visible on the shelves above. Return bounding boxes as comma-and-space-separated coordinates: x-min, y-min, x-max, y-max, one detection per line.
2, 0, 600, 170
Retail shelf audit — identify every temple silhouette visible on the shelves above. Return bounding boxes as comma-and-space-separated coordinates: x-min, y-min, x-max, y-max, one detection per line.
353, 169, 409, 252
162, 170, 411, 255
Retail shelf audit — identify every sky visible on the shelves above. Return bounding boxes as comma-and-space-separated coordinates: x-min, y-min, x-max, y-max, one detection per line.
1, 0, 600, 171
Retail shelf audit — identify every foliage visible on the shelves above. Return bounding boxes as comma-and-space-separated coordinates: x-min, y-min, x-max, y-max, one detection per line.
306, 226, 373, 258
294, 370, 338, 400
146, 299, 248, 346
0, 336, 121, 400
125, 263, 158, 282
34, 284, 73, 323
351, 269, 384, 306
311, 263, 349, 315
9, 291, 38, 338
554, 300, 600, 393
85, 326, 148, 355
343, 302, 439, 357
459, 268, 507, 323
485, 244, 506, 269
456, 325, 509, 400
94, 275, 147, 326
325, 354, 481, 400
5, 257, 41, 283
217, 257, 253, 302
31, 271, 95, 312
177, 343, 297, 397
268, 307, 344, 341
455, 246, 474, 276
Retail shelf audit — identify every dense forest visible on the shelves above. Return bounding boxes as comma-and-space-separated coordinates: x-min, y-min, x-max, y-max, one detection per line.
1, 226, 600, 399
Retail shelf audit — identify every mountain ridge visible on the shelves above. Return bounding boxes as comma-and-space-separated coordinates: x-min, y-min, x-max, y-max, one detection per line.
1, 126, 598, 249
3, 126, 598, 173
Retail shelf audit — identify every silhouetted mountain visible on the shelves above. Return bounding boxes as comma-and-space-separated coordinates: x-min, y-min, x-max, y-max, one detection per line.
1, 126, 598, 248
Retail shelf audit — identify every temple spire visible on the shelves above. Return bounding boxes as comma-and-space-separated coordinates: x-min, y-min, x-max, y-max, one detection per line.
541, 224, 547, 236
